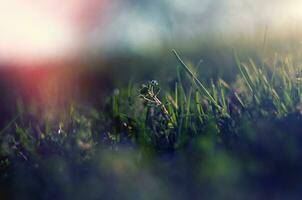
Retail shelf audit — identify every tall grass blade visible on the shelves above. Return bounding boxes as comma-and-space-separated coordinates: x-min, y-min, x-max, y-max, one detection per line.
172, 49, 221, 109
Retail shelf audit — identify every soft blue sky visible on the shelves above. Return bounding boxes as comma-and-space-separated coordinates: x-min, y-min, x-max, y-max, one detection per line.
1, 0, 302, 62
91, 0, 302, 54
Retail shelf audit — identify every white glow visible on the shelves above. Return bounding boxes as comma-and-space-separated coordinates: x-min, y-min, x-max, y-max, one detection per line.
0, 0, 103, 62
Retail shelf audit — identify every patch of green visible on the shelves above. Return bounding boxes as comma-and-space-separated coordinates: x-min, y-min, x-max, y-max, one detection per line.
2, 50, 302, 158
2, 49, 302, 199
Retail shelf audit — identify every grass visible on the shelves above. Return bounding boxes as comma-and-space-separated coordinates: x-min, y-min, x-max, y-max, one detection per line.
2, 49, 302, 199
107, 49, 302, 151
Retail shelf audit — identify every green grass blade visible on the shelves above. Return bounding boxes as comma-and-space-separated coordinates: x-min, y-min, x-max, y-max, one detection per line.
172, 49, 221, 110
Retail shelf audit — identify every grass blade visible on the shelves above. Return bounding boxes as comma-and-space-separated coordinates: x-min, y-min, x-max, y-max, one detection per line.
172, 49, 221, 110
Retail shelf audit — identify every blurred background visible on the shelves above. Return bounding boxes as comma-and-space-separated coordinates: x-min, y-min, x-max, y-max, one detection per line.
2, 0, 302, 60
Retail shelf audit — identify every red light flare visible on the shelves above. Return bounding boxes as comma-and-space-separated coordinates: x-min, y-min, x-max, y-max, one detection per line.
7, 60, 81, 109
0, 0, 114, 120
